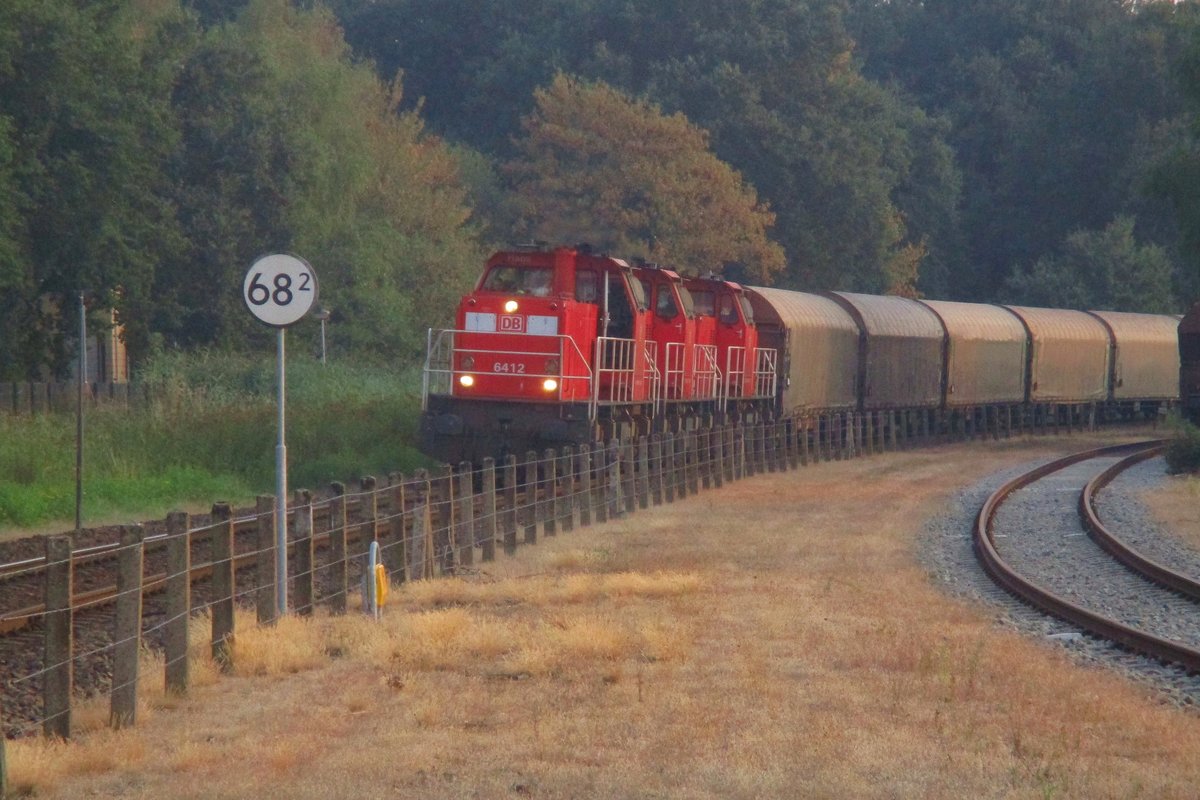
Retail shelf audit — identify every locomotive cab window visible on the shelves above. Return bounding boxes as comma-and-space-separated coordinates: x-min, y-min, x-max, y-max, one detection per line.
690, 289, 715, 317
718, 294, 739, 325
740, 296, 755, 325
655, 286, 679, 319
483, 265, 553, 296
679, 286, 696, 318
576, 270, 599, 303
628, 273, 648, 311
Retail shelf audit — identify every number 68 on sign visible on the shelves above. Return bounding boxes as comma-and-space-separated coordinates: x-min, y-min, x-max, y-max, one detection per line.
243, 254, 319, 327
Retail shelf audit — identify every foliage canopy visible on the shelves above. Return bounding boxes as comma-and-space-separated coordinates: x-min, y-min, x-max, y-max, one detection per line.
508, 75, 785, 279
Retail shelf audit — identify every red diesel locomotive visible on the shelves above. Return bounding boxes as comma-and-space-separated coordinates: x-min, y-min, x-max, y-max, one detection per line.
420, 245, 777, 463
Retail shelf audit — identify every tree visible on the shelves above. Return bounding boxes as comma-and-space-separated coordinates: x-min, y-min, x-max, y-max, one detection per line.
507, 74, 785, 279
0, 0, 184, 378
153, 35, 295, 352
233, 0, 483, 358
850, 0, 1196, 302
1003, 216, 1175, 313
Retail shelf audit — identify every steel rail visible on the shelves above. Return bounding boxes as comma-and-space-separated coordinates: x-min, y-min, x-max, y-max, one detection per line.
0, 514, 260, 580
1078, 444, 1200, 603
973, 439, 1200, 674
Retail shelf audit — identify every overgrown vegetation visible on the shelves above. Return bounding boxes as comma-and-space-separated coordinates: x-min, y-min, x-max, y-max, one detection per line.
1165, 416, 1200, 474
0, 352, 427, 530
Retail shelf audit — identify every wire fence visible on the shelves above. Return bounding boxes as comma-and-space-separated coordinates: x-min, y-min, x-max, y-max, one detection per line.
0, 399, 1127, 783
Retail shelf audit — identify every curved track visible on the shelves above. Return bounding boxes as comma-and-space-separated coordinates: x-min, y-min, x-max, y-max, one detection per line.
974, 440, 1200, 673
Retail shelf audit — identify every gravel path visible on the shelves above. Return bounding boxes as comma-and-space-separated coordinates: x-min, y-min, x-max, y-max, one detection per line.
919, 452, 1200, 710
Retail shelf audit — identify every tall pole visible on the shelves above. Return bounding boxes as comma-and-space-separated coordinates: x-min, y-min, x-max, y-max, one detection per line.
320, 317, 327, 365
75, 292, 86, 534
276, 327, 288, 615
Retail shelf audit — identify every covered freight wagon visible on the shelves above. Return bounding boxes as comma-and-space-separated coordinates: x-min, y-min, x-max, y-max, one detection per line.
826, 292, 945, 410
744, 287, 859, 414
1086, 310, 1179, 402
917, 300, 1027, 407
1001, 306, 1110, 402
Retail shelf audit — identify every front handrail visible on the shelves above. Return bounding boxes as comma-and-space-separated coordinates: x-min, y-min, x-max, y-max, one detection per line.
423, 329, 593, 409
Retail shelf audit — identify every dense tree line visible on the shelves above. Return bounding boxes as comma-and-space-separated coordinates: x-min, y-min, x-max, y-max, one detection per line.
336, 0, 1200, 305
4, 0, 1200, 380
0, 0, 482, 380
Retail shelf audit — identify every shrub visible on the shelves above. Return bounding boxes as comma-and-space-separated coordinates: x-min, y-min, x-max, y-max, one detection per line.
1165, 418, 1200, 474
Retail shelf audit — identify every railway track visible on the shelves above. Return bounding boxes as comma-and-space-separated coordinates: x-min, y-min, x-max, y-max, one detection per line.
973, 440, 1200, 673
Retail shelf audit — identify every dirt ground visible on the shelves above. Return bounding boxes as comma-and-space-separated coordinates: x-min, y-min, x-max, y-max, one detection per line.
11, 432, 1200, 799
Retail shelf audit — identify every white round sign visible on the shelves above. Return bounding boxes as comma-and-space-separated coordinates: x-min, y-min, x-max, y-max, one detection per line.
243, 254, 319, 327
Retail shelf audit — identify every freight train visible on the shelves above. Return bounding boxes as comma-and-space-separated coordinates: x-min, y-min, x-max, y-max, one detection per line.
420, 245, 1180, 463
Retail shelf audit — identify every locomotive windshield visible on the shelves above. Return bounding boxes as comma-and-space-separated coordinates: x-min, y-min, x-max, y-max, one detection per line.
690, 289, 715, 317
482, 265, 553, 296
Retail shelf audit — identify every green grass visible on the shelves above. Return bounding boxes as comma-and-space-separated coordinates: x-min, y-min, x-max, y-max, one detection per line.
0, 352, 433, 532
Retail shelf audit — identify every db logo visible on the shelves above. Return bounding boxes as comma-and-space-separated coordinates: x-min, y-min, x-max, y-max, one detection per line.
499, 314, 525, 332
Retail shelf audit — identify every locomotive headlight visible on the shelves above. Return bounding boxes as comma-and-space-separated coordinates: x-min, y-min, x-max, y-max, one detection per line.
504, 300, 519, 313
459, 375, 475, 388
461, 356, 475, 369
542, 378, 559, 392
544, 358, 560, 374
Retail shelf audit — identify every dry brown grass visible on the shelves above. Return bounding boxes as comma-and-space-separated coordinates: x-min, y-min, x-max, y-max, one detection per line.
10, 432, 1200, 799
1140, 472, 1200, 550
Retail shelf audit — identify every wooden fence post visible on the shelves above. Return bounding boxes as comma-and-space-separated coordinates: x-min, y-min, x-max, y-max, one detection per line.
560, 446, 576, 532
542, 449, 558, 537
433, 466, 454, 573
523, 451, 539, 544
210, 503, 234, 671
594, 444, 609, 523
765, 421, 778, 472
712, 426, 725, 487
699, 429, 713, 489
329, 483, 348, 614
361, 475, 379, 556
650, 434, 665, 504
255, 495, 277, 625
411, 499, 427, 579
687, 431, 700, 495
637, 437, 651, 509
292, 491, 314, 616
44, 535, 73, 739
164, 511, 191, 695
577, 446, 593, 527
111, 524, 144, 729
503, 456, 519, 554
481, 458, 498, 561
602, 439, 618, 518
622, 440, 637, 514
662, 433, 676, 503
457, 464, 475, 565
410, 472, 429, 578
387, 474, 408, 586
414, 493, 436, 580
721, 425, 733, 481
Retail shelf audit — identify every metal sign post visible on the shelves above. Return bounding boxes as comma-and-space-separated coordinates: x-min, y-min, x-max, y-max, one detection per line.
243, 254, 319, 617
